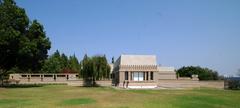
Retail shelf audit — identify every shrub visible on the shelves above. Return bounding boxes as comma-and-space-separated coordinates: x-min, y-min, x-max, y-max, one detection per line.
226, 78, 240, 90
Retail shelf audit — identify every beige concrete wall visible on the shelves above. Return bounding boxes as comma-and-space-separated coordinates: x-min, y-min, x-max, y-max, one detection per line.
158, 72, 176, 80
199, 81, 224, 89
119, 71, 124, 83
67, 80, 112, 87
158, 80, 200, 88
158, 80, 224, 89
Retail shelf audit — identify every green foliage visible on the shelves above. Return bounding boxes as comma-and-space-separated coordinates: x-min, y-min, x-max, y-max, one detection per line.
41, 50, 80, 73
177, 66, 219, 80
41, 50, 63, 73
226, 79, 240, 90
0, 69, 7, 86
0, 0, 51, 72
81, 54, 111, 86
68, 55, 80, 73
61, 53, 69, 68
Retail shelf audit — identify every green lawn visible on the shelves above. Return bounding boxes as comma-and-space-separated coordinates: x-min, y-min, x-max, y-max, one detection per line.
0, 85, 239, 108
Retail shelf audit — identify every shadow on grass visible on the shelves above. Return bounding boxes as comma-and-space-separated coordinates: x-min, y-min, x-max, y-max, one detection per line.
0, 99, 32, 106
1, 84, 44, 88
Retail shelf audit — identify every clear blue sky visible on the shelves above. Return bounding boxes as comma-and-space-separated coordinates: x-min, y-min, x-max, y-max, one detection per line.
16, 0, 240, 76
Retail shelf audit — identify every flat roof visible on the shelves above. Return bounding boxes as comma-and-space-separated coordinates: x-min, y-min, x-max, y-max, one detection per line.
119, 54, 157, 65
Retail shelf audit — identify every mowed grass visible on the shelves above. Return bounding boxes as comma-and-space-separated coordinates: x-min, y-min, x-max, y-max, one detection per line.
0, 85, 240, 108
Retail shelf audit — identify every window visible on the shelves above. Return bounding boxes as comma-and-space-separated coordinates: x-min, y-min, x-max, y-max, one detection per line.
31, 75, 40, 77
143, 72, 145, 80
133, 72, 144, 81
125, 71, 128, 80
44, 75, 53, 77
22, 75, 27, 77
150, 72, 154, 80
57, 75, 65, 77
146, 72, 148, 80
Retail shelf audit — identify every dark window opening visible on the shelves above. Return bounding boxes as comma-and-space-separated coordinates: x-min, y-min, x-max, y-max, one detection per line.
31, 75, 40, 77
150, 72, 154, 80
125, 71, 128, 80
21, 75, 27, 77
57, 75, 65, 77
44, 75, 53, 77
143, 72, 145, 80
146, 72, 149, 80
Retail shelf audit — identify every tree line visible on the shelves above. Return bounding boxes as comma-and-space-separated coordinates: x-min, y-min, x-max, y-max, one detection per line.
41, 50, 111, 80
41, 50, 80, 74
176, 66, 223, 80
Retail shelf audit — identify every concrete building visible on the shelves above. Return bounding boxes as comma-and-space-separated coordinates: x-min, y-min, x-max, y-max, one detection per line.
112, 55, 176, 88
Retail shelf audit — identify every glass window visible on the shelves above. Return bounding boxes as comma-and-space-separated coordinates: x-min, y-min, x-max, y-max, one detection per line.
133, 72, 144, 81
133, 72, 138, 81
139, 72, 143, 81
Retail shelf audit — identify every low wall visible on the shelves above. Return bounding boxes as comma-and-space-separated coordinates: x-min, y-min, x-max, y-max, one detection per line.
199, 81, 224, 89
158, 80, 200, 88
158, 80, 224, 89
18, 80, 112, 87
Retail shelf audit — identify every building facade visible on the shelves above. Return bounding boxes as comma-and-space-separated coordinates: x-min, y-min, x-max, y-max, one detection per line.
112, 55, 176, 88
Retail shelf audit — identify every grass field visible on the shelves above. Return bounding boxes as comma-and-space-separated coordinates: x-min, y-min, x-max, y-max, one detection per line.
0, 85, 239, 108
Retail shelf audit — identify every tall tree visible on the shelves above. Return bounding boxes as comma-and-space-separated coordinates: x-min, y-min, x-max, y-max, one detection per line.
41, 50, 62, 73
0, 0, 51, 72
69, 54, 80, 73
81, 55, 111, 86
17, 20, 51, 71
0, 0, 29, 70
61, 53, 69, 68
0, 0, 50, 85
